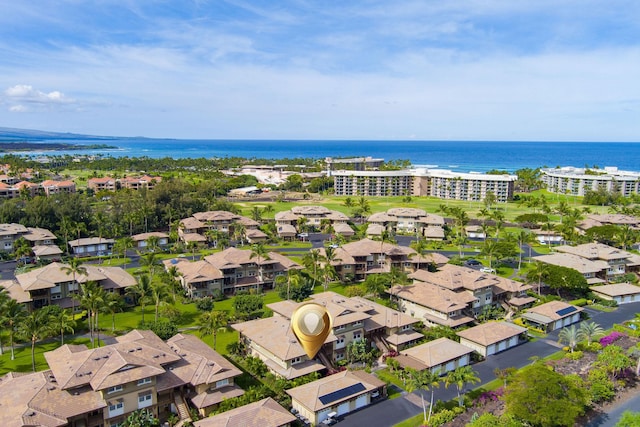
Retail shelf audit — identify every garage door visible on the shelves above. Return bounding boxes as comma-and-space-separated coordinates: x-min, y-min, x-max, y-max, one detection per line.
509, 336, 518, 347
355, 394, 368, 409
487, 344, 496, 356
498, 340, 507, 352
445, 361, 455, 372
318, 409, 332, 423
337, 402, 350, 416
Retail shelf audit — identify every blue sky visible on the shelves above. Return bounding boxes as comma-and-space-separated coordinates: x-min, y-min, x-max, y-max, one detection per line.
0, 1, 639, 141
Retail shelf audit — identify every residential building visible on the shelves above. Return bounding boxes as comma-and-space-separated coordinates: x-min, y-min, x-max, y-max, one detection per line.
232, 315, 327, 380
0, 182, 19, 198
318, 238, 441, 282
520, 301, 583, 332
275, 205, 352, 238
394, 337, 474, 375
331, 168, 517, 202
69, 237, 115, 257
132, 232, 170, 251
0, 223, 58, 252
541, 166, 640, 197
178, 210, 261, 244
164, 247, 302, 297
589, 283, 640, 305
533, 253, 608, 285
267, 292, 420, 363
555, 243, 640, 278
0, 262, 136, 311
193, 397, 296, 427
32, 244, 63, 262
390, 265, 532, 328
325, 156, 384, 173
119, 175, 162, 190
287, 370, 386, 425
367, 208, 445, 238
457, 322, 527, 357
87, 176, 118, 191
577, 214, 640, 233
40, 179, 76, 195
0, 330, 243, 427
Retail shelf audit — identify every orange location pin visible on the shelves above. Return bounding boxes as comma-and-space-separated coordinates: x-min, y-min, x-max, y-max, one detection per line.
291, 302, 333, 359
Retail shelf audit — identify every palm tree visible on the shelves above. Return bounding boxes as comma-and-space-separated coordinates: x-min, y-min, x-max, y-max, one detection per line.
232, 222, 246, 246
616, 225, 637, 250
250, 243, 271, 287
139, 251, 161, 279
444, 365, 480, 406
62, 258, 88, 313
198, 310, 228, 351
104, 292, 125, 332
52, 308, 75, 345
13, 237, 32, 263
114, 236, 135, 267
405, 368, 441, 424
578, 321, 605, 344
2, 298, 26, 360
480, 239, 500, 269
20, 309, 53, 371
526, 261, 550, 294
302, 249, 322, 285
77, 281, 106, 347
145, 235, 160, 253
149, 280, 171, 323
0, 288, 9, 356
558, 325, 580, 353
515, 229, 535, 270
321, 246, 341, 291
127, 274, 153, 324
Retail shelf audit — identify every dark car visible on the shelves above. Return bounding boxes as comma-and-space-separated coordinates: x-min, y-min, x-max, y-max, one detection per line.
465, 259, 481, 266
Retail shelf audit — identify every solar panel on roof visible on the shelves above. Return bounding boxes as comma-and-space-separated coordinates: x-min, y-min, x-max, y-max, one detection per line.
555, 306, 577, 317
318, 383, 366, 405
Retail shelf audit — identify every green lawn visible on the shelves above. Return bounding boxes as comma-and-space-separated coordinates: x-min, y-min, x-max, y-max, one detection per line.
0, 337, 98, 375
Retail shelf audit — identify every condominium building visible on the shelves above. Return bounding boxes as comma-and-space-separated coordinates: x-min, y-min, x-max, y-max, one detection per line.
367, 208, 444, 238
541, 166, 640, 197
275, 205, 353, 239
331, 168, 516, 202
0, 330, 243, 427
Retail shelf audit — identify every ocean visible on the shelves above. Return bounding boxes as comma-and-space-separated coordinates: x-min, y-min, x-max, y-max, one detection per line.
13, 139, 640, 173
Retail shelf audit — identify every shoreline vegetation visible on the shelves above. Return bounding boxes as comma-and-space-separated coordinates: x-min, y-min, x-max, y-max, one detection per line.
0, 141, 118, 152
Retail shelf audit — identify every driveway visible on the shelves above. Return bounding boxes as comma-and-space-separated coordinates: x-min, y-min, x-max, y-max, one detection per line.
338, 392, 422, 427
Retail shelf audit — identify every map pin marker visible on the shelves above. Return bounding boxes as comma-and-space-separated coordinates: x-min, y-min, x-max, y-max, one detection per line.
291, 302, 332, 359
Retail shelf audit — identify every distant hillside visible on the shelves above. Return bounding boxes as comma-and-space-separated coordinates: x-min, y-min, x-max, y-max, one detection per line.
0, 127, 118, 141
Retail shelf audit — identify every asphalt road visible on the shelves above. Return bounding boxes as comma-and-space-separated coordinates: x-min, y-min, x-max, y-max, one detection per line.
586, 392, 640, 427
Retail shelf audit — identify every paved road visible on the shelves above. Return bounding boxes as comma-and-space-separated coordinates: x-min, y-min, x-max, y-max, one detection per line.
586, 392, 640, 427
338, 301, 640, 427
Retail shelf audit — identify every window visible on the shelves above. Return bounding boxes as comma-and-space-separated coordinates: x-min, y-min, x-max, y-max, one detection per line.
107, 385, 123, 394
335, 325, 345, 331
216, 378, 230, 388
401, 325, 411, 331
353, 332, 362, 340
108, 401, 124, 417
352, 320, 363, 327
138, 392, 152, 409
291, 357, 302, 365
137, 378, 152, 386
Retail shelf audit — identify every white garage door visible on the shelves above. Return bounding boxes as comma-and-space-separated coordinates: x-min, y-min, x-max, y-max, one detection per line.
445, 361, 456, 372
487, 344, 496, 356
498, 340, 507, 352
318, 409, 332, 423
355, 394, 368, 409
337, 402, 350, 416
509, 336, 518, 347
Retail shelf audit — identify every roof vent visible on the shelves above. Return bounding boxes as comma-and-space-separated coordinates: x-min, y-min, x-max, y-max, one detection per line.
136, 347, 143, 351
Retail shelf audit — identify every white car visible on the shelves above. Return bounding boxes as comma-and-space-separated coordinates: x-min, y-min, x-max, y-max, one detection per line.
480, 267, 496, 274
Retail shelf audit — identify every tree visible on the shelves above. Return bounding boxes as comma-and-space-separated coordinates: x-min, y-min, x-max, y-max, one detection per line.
149, 280, 171, 323
544, 264, 589, 297
597, 344, 633, 380
199, 310, 228, 351
2, 298, 26, 360
104, 292, 125, 332
250, 243, 270, 286
504, 362, 588, 426
480, 239, 500, 269
76, 281, 106, 348
114, 236, 135, 267
321, 246, 341, 291
127, 274, 153, 324
275, 270, 313, 302
558, 325, 580, 353
20, 309, 53, 371
526, 261, 550, 294
52, 307, 75, 345
578, 321, 604, 344
515, 229, 536, 270
122, 409, 159, 427
444, 365, 480, 406
13, 236, 33, 263
139, 251, 162, 280
405, 368, 441, 424
302, 249, 322, 284
363, 274, 389, 298
233, 293, 264, 320
616, 411, 640, 427
62, 258, 88, 312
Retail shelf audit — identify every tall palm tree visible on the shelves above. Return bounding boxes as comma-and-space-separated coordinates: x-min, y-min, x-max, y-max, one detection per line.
321, 246, 341, 291
232, 222, 246, 246
77, 281, 106, 348
115, 236, 135, 267
558, 325, 580, 353
480, 239, 500, 269
405, 368, 441, 424
149, 280, 171, 323
198, 310, 228, 351
578, 321, 605, 344
3, 298, 26, 360
52, 308, 75, 345
0, 288, 9, 356
526, 261, 550, 294
444, 366, 480, 406
302, 249, 322, 285
139, 251, 161, 279
62, 258, 88, 313
145, 235, 160, 253
250, 243, 271, 287
515, 229, 534, 270
20, 309, 53, 371
104, 292, 125, 332
127, 274, 153, 324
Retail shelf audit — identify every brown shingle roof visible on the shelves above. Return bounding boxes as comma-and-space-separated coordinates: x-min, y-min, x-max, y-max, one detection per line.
401, 338, 473, 369
193, 397, 296, 427
456, 322, 526, 346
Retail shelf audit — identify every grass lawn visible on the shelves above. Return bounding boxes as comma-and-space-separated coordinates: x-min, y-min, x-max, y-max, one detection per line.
0, 337, 100, 375
375, 368, 407, 400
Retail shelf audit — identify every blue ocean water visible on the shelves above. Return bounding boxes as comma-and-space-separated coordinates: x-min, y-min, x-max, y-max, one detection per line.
17, 139, 640, 173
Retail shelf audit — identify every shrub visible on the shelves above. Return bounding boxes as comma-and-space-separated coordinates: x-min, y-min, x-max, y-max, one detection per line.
429, 407, 465, 426
566, 351, 584, 360
599, 331, 625, 347
570, 298, 588, 307
587, 368, 616, 403
195, 297, 214, 312
580, 342, 603, 353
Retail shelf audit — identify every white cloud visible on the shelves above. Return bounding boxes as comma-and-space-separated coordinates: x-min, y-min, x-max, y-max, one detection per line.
3, 84, 78, 112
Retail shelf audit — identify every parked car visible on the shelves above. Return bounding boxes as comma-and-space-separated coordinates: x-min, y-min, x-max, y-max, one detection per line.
480, 267, 496, 274
465, 259, 482, 266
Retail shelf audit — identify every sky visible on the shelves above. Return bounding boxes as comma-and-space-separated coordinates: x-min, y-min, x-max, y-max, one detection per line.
0, 1, 639, 141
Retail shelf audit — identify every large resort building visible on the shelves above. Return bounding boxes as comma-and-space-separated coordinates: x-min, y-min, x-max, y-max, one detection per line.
541, 166, 640, 197
331, 168, 517, 202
